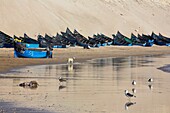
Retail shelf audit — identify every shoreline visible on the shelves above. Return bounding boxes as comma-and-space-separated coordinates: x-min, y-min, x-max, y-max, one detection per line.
1, 46, 170, 74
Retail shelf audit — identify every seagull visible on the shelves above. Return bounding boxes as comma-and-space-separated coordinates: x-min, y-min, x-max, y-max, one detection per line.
148, 78, 153, 82
58, 77, 67, 82
125, 102, 136, 110
132, 88, 136, 94
125, 90, 136, 99
132, 80, 136, 86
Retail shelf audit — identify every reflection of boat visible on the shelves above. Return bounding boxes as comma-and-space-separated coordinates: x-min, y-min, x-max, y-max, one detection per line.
14, 42, 52, 58
125, 101, 136, 110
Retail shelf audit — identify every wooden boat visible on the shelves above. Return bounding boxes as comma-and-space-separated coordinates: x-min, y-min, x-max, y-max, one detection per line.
113, 31, 132, 46
61, 32, 77, 46
23, 34, 39, 44
54, 33, 71, 48
94, 34, 113, 46
74, 30, 96, 47
159, 33, 170, 43
25, 43, 39, 48
138, 34, 153, 47
151, 32, 169, 46
88, 36, 101, 47
16, 35, 39, 48
93, 34, 107, 46
45, 34, 57, 44
131, 33, 146, 46
37, 35, 48, 48
14, 42, 52, 58
0, 31, 14, 48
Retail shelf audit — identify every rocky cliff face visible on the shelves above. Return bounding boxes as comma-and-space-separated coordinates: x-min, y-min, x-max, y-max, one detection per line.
0, 0, 170, 38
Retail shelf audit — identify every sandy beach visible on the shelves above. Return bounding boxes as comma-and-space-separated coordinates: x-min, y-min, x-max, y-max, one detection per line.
1, 0, 170, 112
1, 46, 170, 73
0, 47, 170, 113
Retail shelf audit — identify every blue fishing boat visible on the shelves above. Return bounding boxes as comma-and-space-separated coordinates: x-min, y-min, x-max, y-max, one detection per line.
0, 31, 14, 48
25, 43, 39, 48
113, 31, 132, 46
138, 34, 154, 47
14, 42, 52, 58
131, 33, 146, 46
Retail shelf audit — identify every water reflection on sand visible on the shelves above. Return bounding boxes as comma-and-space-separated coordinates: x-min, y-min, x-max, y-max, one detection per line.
0, 55, 170, 113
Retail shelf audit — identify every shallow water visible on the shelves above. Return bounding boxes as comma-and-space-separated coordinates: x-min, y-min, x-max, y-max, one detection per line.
1, 55, 170, 113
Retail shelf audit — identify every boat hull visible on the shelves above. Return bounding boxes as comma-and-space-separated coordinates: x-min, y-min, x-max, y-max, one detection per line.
14, 49, 52, 58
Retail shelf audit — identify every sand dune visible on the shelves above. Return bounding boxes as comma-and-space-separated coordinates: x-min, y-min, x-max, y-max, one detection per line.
0, 0, 170, 38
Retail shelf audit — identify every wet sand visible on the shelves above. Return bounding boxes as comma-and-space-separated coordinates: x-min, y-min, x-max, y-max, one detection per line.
1, 53, 170, 113
1, 46, 170, 73
158, 64, 170, 73
0, 101, 52, 113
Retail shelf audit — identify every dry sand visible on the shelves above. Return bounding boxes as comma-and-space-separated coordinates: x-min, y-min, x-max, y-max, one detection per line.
1, 46, 170, 73
0, 0, 170, 38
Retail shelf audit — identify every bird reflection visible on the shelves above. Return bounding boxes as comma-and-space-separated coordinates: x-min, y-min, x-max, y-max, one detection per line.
132, 88, 136, 94
68, 64, 74, 72
125, 101, 136, 110
148, 84, 153, 90
59, 85, 67, 91
148, 78, 153, 83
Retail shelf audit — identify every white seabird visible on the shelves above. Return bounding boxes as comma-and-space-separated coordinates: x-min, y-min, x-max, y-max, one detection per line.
148, 78, 153, 82
132, 80, 136, 85
125, 90, 136, 99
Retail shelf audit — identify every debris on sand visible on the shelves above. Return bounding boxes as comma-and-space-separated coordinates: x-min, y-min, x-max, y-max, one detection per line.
19, 81, 39, 89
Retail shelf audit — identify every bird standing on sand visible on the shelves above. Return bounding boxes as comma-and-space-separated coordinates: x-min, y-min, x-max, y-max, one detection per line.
125, 90, 136, 99
132, 80, 136, 86
148, 78, 153, 82
68, 57, 75, 64
58, 76, 67, 82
